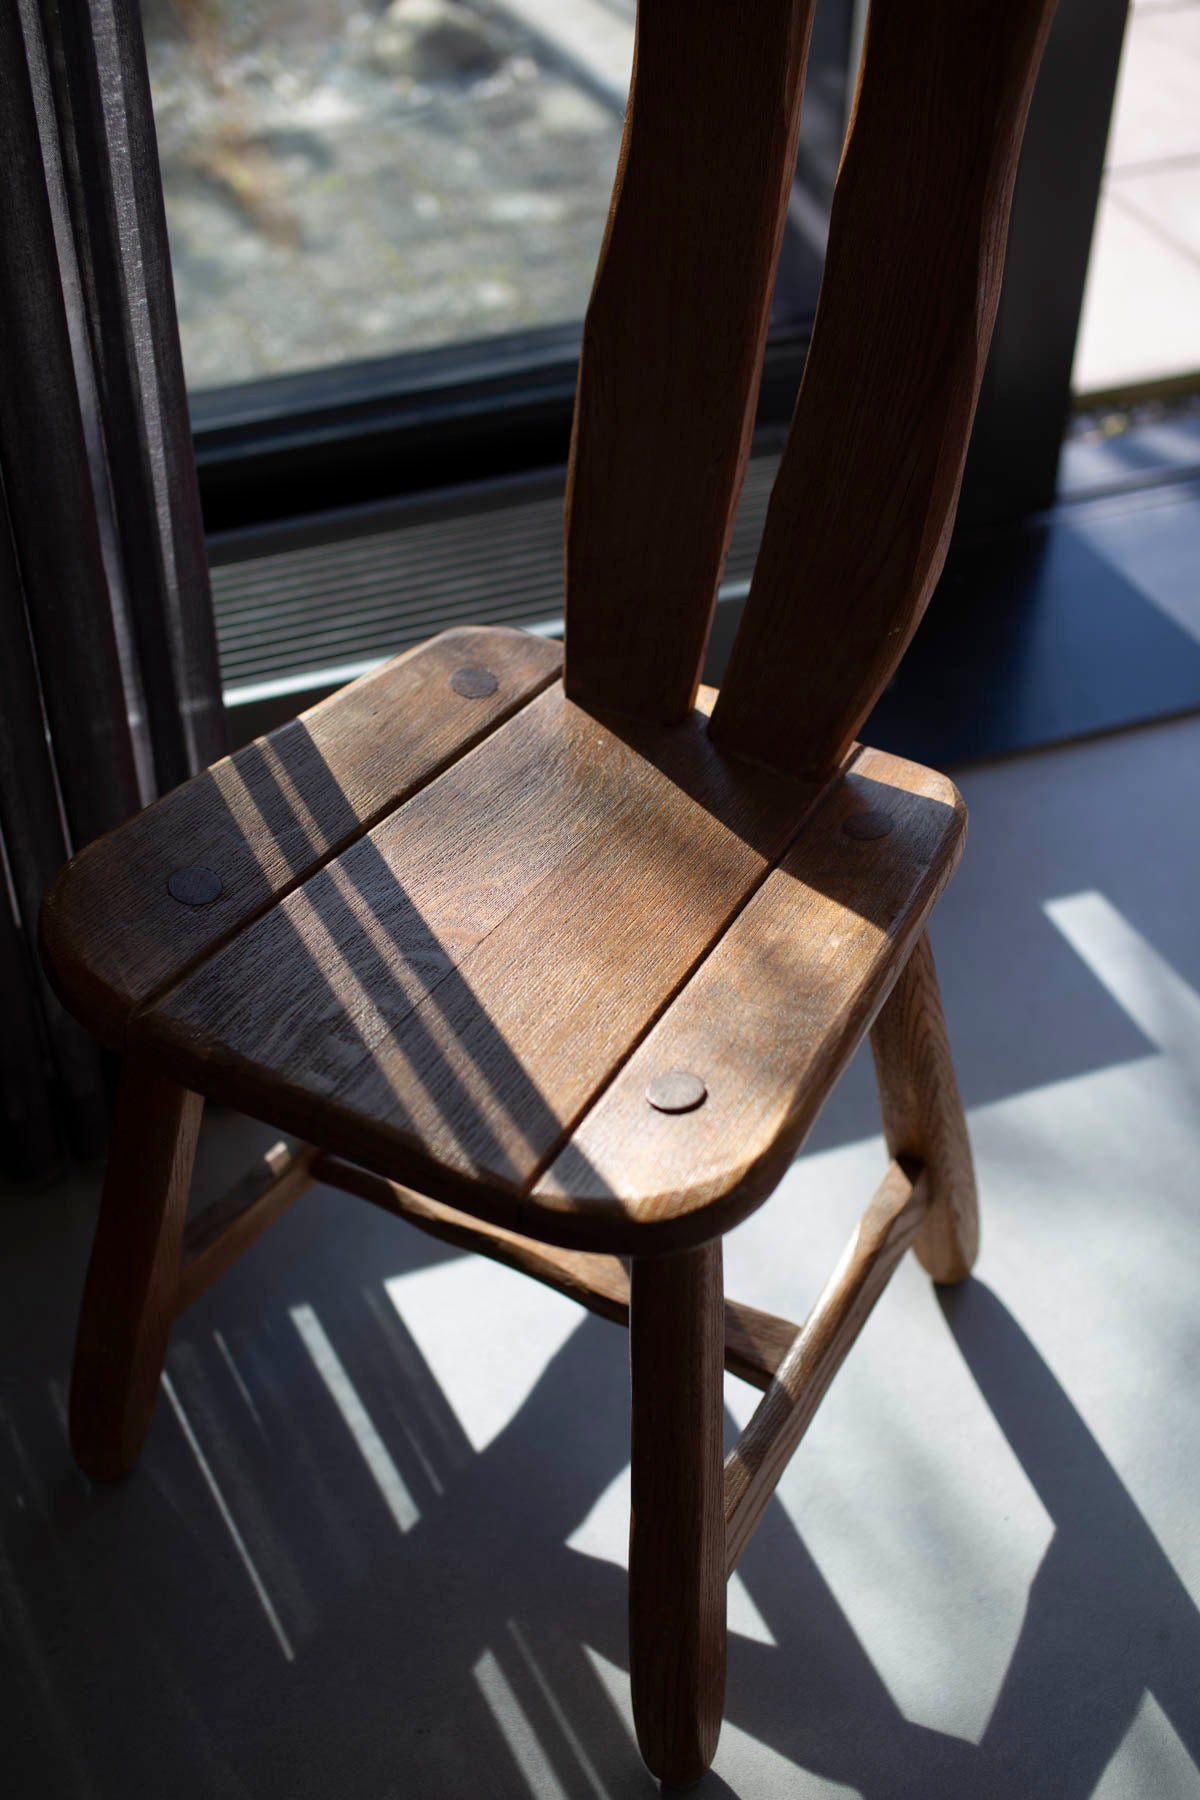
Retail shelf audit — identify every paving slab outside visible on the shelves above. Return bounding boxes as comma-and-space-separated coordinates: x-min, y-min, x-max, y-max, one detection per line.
1075, 0, 1200, 394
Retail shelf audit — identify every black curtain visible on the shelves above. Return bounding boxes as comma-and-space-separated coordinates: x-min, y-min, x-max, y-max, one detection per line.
0, 0, 226, 1181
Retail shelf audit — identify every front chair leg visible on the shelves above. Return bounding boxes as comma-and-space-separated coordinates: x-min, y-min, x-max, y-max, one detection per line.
70, 1057, 203, 1480
870, 930, 979, 1284
629, 1240, 727, 1787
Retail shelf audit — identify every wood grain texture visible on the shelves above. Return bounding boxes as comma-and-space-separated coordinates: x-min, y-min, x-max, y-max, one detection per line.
724, 1161, 929, 1575
70, 1060, 203, 1480
175, 1140, 318, 1315
533, 748, 965, 1251
314, 1153, 800, 1390
629, 1243, 727, 1785
563, 0, 817, 723
40, 627, 561, 1042
710, 0, 1060, 777
140, 685, 826, 1232
870, 931, 979, 1283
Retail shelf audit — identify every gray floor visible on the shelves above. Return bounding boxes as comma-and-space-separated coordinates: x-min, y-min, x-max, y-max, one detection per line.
4, 699, 1200, 1797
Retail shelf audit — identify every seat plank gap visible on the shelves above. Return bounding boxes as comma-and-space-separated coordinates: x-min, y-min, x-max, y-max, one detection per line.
531, 749, 963, 1250
514, 752, 850, 1205
144, 686, 829, 1213
42, 627, 562, 1043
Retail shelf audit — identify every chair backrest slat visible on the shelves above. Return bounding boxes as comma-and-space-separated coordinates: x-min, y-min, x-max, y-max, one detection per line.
563, 0, 818, 725
705, 0, 1058, 778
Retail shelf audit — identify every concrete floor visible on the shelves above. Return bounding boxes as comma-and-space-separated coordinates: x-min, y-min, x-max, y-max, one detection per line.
4, 696, 1200, 1797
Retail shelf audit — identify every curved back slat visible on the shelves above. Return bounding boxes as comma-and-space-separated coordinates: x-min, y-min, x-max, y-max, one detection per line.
710, 0, 1059, 777
563, 0, 818, 725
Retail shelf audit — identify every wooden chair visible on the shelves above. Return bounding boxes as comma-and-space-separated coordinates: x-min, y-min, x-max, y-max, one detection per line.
41, 0, 1056, 1784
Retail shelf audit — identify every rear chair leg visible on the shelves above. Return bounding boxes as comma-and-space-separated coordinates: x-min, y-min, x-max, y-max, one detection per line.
70, 1057, 203, 1480
628, 1241, 727, 1787
870, 930, 979, 1284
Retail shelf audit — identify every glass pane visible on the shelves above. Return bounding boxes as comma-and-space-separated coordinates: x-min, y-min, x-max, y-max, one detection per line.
145, 0, 633, 392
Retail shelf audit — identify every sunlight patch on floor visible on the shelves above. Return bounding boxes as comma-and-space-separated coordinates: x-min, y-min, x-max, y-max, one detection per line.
290, 1302, 419, 1532
1093, 1689, 1200, 1800
161, 1371, 295, 1661
1044, 891, 1200, 1071
385, 1255, 583, 1453
474, 1646, 571, 1800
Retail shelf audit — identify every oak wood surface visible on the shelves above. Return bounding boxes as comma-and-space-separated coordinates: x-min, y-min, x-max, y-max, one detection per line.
70, 1061, 203, 1480
563, 0, 817, 723
533, 747, 965, 1249
45, 651, 969, 1262
40, 627, 561, 1042
871, 931, 980, 1283
710, 0, 1060, 777
138, 683, 827, 1232
723, 1160, 930, 1574
314, 1153, 801, 1390
175, 1140, 318, 1315
629, 1243, 727, 1785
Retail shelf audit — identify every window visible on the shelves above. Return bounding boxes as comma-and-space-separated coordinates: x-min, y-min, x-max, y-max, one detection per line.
147, 0, 857, 530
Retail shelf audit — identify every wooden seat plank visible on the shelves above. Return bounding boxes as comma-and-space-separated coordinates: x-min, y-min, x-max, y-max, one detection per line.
530, 748, 965, 1251
136, 683, 827, 1216
40, 627, 561, 1042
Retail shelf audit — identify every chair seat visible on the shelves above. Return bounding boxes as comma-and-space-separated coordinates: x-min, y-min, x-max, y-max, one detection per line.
42, 626, 965, 1254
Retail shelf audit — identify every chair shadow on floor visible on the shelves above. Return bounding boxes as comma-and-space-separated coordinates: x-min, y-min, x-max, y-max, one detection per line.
377, 1271, 1200, 1800
6, 1157, 1200, 1800
713, 1277, 1200, 1798
169, 1242, 1200, 1795
941, 1280, 1200, 1794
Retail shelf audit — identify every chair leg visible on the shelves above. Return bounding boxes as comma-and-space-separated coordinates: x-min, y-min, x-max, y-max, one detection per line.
628, 1241, 727, 1787
70, 1057, 203, 1480
870, 930, 979, 1284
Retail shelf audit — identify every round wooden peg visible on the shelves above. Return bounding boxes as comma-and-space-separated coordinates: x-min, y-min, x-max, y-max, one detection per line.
166, 865, 223, 906
645, 1070, 707, 1114
450, 666, 499, 699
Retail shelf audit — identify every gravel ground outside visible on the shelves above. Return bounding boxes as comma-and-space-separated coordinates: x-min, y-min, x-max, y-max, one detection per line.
144, 0, 630, 392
